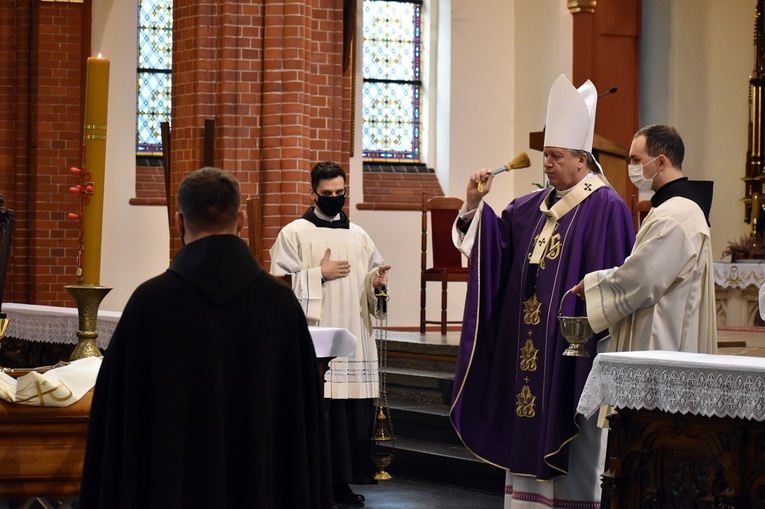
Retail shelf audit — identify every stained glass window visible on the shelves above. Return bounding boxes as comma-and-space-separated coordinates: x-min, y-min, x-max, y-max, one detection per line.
362, 0, 422, 163
136, 0, 172, 156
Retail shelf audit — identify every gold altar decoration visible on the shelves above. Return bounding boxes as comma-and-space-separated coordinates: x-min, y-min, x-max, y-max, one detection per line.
746, 0, 765, 234
65, 285, 111, 360
0, 317, 8, 346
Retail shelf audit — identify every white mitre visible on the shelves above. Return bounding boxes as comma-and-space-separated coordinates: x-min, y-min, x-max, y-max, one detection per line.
543, 74, 597, 152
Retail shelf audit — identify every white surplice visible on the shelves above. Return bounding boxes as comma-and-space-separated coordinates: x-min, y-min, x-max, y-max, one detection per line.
270, 218, 384, 399
583, 196, 717, 354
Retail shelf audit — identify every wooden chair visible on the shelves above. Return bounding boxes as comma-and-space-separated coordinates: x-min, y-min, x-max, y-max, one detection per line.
246, 196, 263, 266
631, 197, 652, 232
421, 193, 469, 335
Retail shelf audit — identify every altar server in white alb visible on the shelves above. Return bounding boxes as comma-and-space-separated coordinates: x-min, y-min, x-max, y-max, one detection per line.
270, 161, 391, 506
572, 124, 717, 354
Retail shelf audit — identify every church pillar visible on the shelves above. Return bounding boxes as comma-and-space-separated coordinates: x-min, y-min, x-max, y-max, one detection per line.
171, 0, 351, 264
569, 0, 641, 150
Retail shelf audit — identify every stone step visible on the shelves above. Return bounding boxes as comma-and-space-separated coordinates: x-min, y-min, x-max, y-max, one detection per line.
383, 366, 455, 406
384, 399, 461, 446
375, 436, 505, 495
377, 330, 460, 373
372, 330, 504, 494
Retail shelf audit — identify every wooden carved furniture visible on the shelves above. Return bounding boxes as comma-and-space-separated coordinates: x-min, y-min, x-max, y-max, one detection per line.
0, 390, 92, 499
420, 193, 469, 335
713, 262, 765, 327
579, 351, 765, 508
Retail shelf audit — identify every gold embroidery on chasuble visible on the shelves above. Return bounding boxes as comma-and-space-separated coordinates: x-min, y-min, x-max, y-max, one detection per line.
516, 383, 536, 418
545, 233, 562, 262
523, 294, 542, 325
519, 338, 538, 372
528, 230, 561, 271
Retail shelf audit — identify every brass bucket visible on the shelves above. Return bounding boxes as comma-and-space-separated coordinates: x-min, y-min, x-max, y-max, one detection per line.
557, 288, 593, 357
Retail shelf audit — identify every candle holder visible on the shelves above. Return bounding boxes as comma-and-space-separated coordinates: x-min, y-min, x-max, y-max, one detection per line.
0, 314, 8, 350
65, 285, 111, 360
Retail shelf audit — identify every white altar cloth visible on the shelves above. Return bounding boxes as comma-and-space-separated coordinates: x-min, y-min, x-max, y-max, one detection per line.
3, 303, 120, 349
308, 326, 357, 358
577, 350, 765, 421
714, 261, 765, 290
1, 303, 357, 358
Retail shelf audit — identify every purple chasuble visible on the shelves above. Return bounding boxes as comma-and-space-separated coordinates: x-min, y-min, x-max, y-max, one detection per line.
450, 185, 634, 479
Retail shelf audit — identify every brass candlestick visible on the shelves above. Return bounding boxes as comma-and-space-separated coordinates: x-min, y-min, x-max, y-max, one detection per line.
0, 315, 8, 344
65, 285, 111, 360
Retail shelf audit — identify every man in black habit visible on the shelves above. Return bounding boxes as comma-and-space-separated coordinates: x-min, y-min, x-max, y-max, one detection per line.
79, 167, 333, 509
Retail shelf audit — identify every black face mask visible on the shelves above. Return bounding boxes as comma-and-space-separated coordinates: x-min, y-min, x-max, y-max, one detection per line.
315, 194, 346, 217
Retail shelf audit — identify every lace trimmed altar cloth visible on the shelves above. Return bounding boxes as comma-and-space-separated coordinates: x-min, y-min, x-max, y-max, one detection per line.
714, 261, 765, 290
577, 350, 765, 421
1, 303, 357, 357
3, 303, 120, 349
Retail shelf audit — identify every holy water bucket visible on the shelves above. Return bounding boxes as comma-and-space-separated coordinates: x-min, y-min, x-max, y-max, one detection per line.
558, 288, 593, 357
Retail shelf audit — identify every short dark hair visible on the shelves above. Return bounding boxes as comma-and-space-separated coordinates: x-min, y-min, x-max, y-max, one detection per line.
310, 161, 346, 190
635, 124, 685, 169
177, 167, 241, 232
568, 149, 588, 160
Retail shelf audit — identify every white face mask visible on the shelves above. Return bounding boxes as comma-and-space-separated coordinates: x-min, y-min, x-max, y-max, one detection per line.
628, 156, 661, 191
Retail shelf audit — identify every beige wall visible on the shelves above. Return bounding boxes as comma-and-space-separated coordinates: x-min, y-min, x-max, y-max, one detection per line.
97, 0, 755, 328
642, 0, 753, 260
92, 0, 170, 312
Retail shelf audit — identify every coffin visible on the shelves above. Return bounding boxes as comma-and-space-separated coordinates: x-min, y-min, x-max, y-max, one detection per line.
0, 390, 91, 497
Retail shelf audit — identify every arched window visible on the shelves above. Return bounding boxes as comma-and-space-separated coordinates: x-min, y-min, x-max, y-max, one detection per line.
362, 0, 423, 163
136, 0, 172, 157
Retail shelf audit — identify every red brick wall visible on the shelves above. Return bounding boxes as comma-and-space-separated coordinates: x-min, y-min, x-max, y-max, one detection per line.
30, 2, 88, 305
171, 0, 351, 266
0, 0, 32, 305
0, 0, 88, 306
0, 0, 353, 305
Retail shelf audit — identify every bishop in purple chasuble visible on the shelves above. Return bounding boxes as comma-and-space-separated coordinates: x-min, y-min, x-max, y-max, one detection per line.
450, 183, 634, 479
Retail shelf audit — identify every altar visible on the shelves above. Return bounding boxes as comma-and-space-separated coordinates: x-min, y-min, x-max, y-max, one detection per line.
578, 350, 765, 508
714, 261, 765, 326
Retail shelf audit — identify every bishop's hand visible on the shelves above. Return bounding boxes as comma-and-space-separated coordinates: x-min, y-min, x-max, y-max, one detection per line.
467, 168, 493, 211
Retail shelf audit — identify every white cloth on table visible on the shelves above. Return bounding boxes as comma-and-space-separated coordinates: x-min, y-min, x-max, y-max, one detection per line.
308, 326, 357, 358
715, 261, 765, 290
3, 303, 120, 349
578, 350, 765, 421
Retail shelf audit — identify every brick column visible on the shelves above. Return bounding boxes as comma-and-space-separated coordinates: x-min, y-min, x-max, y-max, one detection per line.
171, 0, 351, 265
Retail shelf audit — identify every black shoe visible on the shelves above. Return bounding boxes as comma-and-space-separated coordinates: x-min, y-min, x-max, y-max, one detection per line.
332, 484, 365, 505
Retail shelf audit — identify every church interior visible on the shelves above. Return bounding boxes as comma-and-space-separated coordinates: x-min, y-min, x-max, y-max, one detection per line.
1, 0, 765, 507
